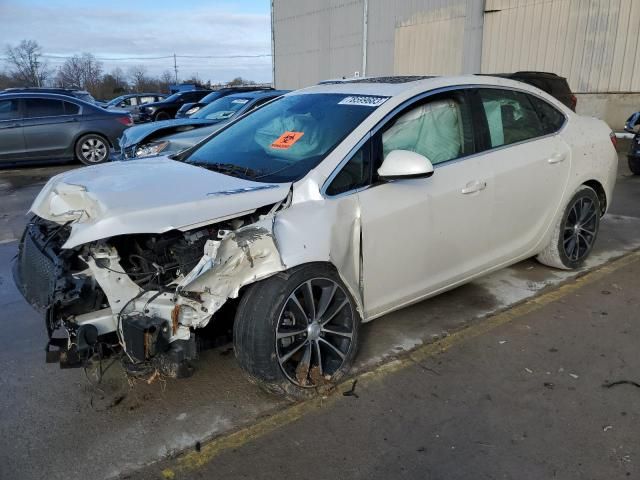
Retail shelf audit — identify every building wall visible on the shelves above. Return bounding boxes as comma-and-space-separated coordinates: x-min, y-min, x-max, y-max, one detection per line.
272, 0, 364, 88
482, 0, 640, 93
273, 0, 640, 127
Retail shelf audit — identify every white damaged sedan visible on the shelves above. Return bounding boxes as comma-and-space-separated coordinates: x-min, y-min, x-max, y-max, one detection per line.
14, 75, 617, 397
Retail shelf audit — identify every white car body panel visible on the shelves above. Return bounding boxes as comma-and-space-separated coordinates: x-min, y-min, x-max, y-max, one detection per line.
30, 157, 291, 248
24, 74, 618, 351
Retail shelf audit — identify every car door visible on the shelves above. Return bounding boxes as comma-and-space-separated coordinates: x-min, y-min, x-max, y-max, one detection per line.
0, 97, 25, 161
355, 90, 494, 318
22, 98, 81, 159
473, 88, 571, 264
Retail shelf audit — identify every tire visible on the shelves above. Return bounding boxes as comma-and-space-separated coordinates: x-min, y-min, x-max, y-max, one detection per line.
154, 111, 171, 121
536, 185, 601, 270
628, 156, 640, 175
75, 134, 110, 165
233, 263, 361, 400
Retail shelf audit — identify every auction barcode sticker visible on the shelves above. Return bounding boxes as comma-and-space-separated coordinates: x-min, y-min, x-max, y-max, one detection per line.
338, 96, 389, 107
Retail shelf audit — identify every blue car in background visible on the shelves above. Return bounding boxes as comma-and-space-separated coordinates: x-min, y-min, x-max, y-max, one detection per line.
117, 89, 289, 159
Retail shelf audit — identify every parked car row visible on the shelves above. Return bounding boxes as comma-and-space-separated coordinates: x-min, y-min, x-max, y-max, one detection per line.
0, 86, 285, 166
104, 93, 168, 122
13, 74, 617, 399
0, 92, 132, 165
119, 89, 288, 159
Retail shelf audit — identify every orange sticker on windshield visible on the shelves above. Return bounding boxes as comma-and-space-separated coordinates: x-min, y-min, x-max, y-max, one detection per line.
271, 131, 304, 149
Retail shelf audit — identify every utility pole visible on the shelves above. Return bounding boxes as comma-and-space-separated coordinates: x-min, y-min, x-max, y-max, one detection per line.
173, 53, 178, 84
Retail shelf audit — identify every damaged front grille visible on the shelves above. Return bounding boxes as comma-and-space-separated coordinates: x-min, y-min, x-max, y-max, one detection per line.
15, 227, 59, 311
13, 219, 72, 313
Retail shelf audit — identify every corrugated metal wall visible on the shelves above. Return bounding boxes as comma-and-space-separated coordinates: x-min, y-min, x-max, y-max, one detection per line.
273, 0, 482, 88
481, 0, 640, 93
273, 0, 640, 93
272, 0, 364, 89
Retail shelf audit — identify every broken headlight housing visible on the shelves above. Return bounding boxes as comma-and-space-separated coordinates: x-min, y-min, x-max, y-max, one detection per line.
135, 141, 169, 158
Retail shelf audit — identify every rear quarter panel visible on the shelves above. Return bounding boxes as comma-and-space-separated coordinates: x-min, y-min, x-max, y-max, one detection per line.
559, 114, 617, 212
77, 111, 128, 148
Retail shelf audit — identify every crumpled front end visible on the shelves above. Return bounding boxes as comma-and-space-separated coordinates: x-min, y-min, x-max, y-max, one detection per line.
13, 203, 287, 377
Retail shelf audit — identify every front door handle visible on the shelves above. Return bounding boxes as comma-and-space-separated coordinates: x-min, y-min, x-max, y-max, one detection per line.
548, 153, 566, 164
461, 180, 487, 194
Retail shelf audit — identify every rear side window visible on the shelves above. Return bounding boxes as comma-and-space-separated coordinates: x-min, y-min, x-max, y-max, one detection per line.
380, 91, 474, 166
326, 141, 371, 196
0, 99, 19, 120
63, 102, 80, 115
478, 89, 544, 148
528, 95, 565, 134
139, 96, 155, 104
24, 98, 65, 118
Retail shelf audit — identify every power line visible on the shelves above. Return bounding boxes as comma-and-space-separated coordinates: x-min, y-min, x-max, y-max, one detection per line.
0, 53, 272, 62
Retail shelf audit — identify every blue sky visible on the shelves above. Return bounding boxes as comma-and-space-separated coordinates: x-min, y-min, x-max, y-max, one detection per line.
0, 0, 272, 84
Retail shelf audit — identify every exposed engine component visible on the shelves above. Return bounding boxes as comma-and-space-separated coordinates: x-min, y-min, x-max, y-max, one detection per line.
14, 207, 274, 378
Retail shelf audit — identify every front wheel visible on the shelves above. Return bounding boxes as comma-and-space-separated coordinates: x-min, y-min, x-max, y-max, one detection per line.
628, 156, 640, 175
536, 185, 601, 270
233, 263, 360, 400
154, 111, 171, 121
75, 134, 110, 165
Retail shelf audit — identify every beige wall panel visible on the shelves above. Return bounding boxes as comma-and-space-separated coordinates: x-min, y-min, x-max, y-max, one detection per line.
482, 0, 640, 93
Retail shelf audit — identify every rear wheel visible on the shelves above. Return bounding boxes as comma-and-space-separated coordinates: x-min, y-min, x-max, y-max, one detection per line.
75, 134, 110, 165
537, 185, 600, 270
154, 111, 171, 121
233, 263, 360, 400
628, 156, 640, 175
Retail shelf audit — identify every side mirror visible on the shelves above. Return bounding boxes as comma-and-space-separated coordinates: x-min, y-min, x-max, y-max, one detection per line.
377, 150, 434, 180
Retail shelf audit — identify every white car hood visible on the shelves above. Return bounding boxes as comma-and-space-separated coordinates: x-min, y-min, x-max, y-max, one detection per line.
31, 157, 291, 248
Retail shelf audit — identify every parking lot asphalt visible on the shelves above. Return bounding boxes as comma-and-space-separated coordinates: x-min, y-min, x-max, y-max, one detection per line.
143, 247, 640, 480
0, 149, 638, 480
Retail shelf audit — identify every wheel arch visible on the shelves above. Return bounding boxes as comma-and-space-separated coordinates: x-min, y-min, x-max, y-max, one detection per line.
582, 179, 607, 215
73, 131, 114, 149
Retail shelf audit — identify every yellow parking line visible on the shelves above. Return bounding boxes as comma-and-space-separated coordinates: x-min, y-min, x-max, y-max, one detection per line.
161, 250, 640, 478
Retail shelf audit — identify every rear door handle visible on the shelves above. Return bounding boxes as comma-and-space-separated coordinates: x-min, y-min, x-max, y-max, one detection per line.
548, 153, 566, 164
461, 180, 487, 194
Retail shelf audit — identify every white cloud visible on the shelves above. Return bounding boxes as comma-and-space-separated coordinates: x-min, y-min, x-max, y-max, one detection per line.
0, 2, 272, 83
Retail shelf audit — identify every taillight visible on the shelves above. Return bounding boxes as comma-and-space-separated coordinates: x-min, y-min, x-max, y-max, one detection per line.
116, 116, 133, 126
610, 132, 618, 149
570, 94, 577, 111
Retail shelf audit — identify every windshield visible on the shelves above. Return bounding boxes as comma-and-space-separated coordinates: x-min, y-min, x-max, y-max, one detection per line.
106, 95, 126, 106
199, 91, 224, 104
192, 96, 251, 120
163, 93, 182, 103
77, 92, 96, 104
182, 93, 387, 183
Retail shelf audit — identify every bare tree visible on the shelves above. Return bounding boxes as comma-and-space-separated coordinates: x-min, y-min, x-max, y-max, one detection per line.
56, 53, 103, 92
128, 65, 149, 92
5, 40, 50, 87
158, 70, 174, 92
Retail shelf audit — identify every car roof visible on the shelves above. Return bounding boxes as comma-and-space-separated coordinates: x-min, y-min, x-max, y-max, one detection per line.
297, 74, 559, 98
0, 92, 96, 105
224, 89, 290, 100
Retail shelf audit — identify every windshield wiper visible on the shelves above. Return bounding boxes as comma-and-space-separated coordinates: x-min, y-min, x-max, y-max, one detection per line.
191, 162, 263, 179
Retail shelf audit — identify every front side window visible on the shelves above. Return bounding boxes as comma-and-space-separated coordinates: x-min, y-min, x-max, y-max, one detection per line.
478, 89, 544, 148
24, 98, 65, 118
183, 93, 386, 183
326, 141, 371, 196
0, 99, 19, 120
380, 91, 474, 166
